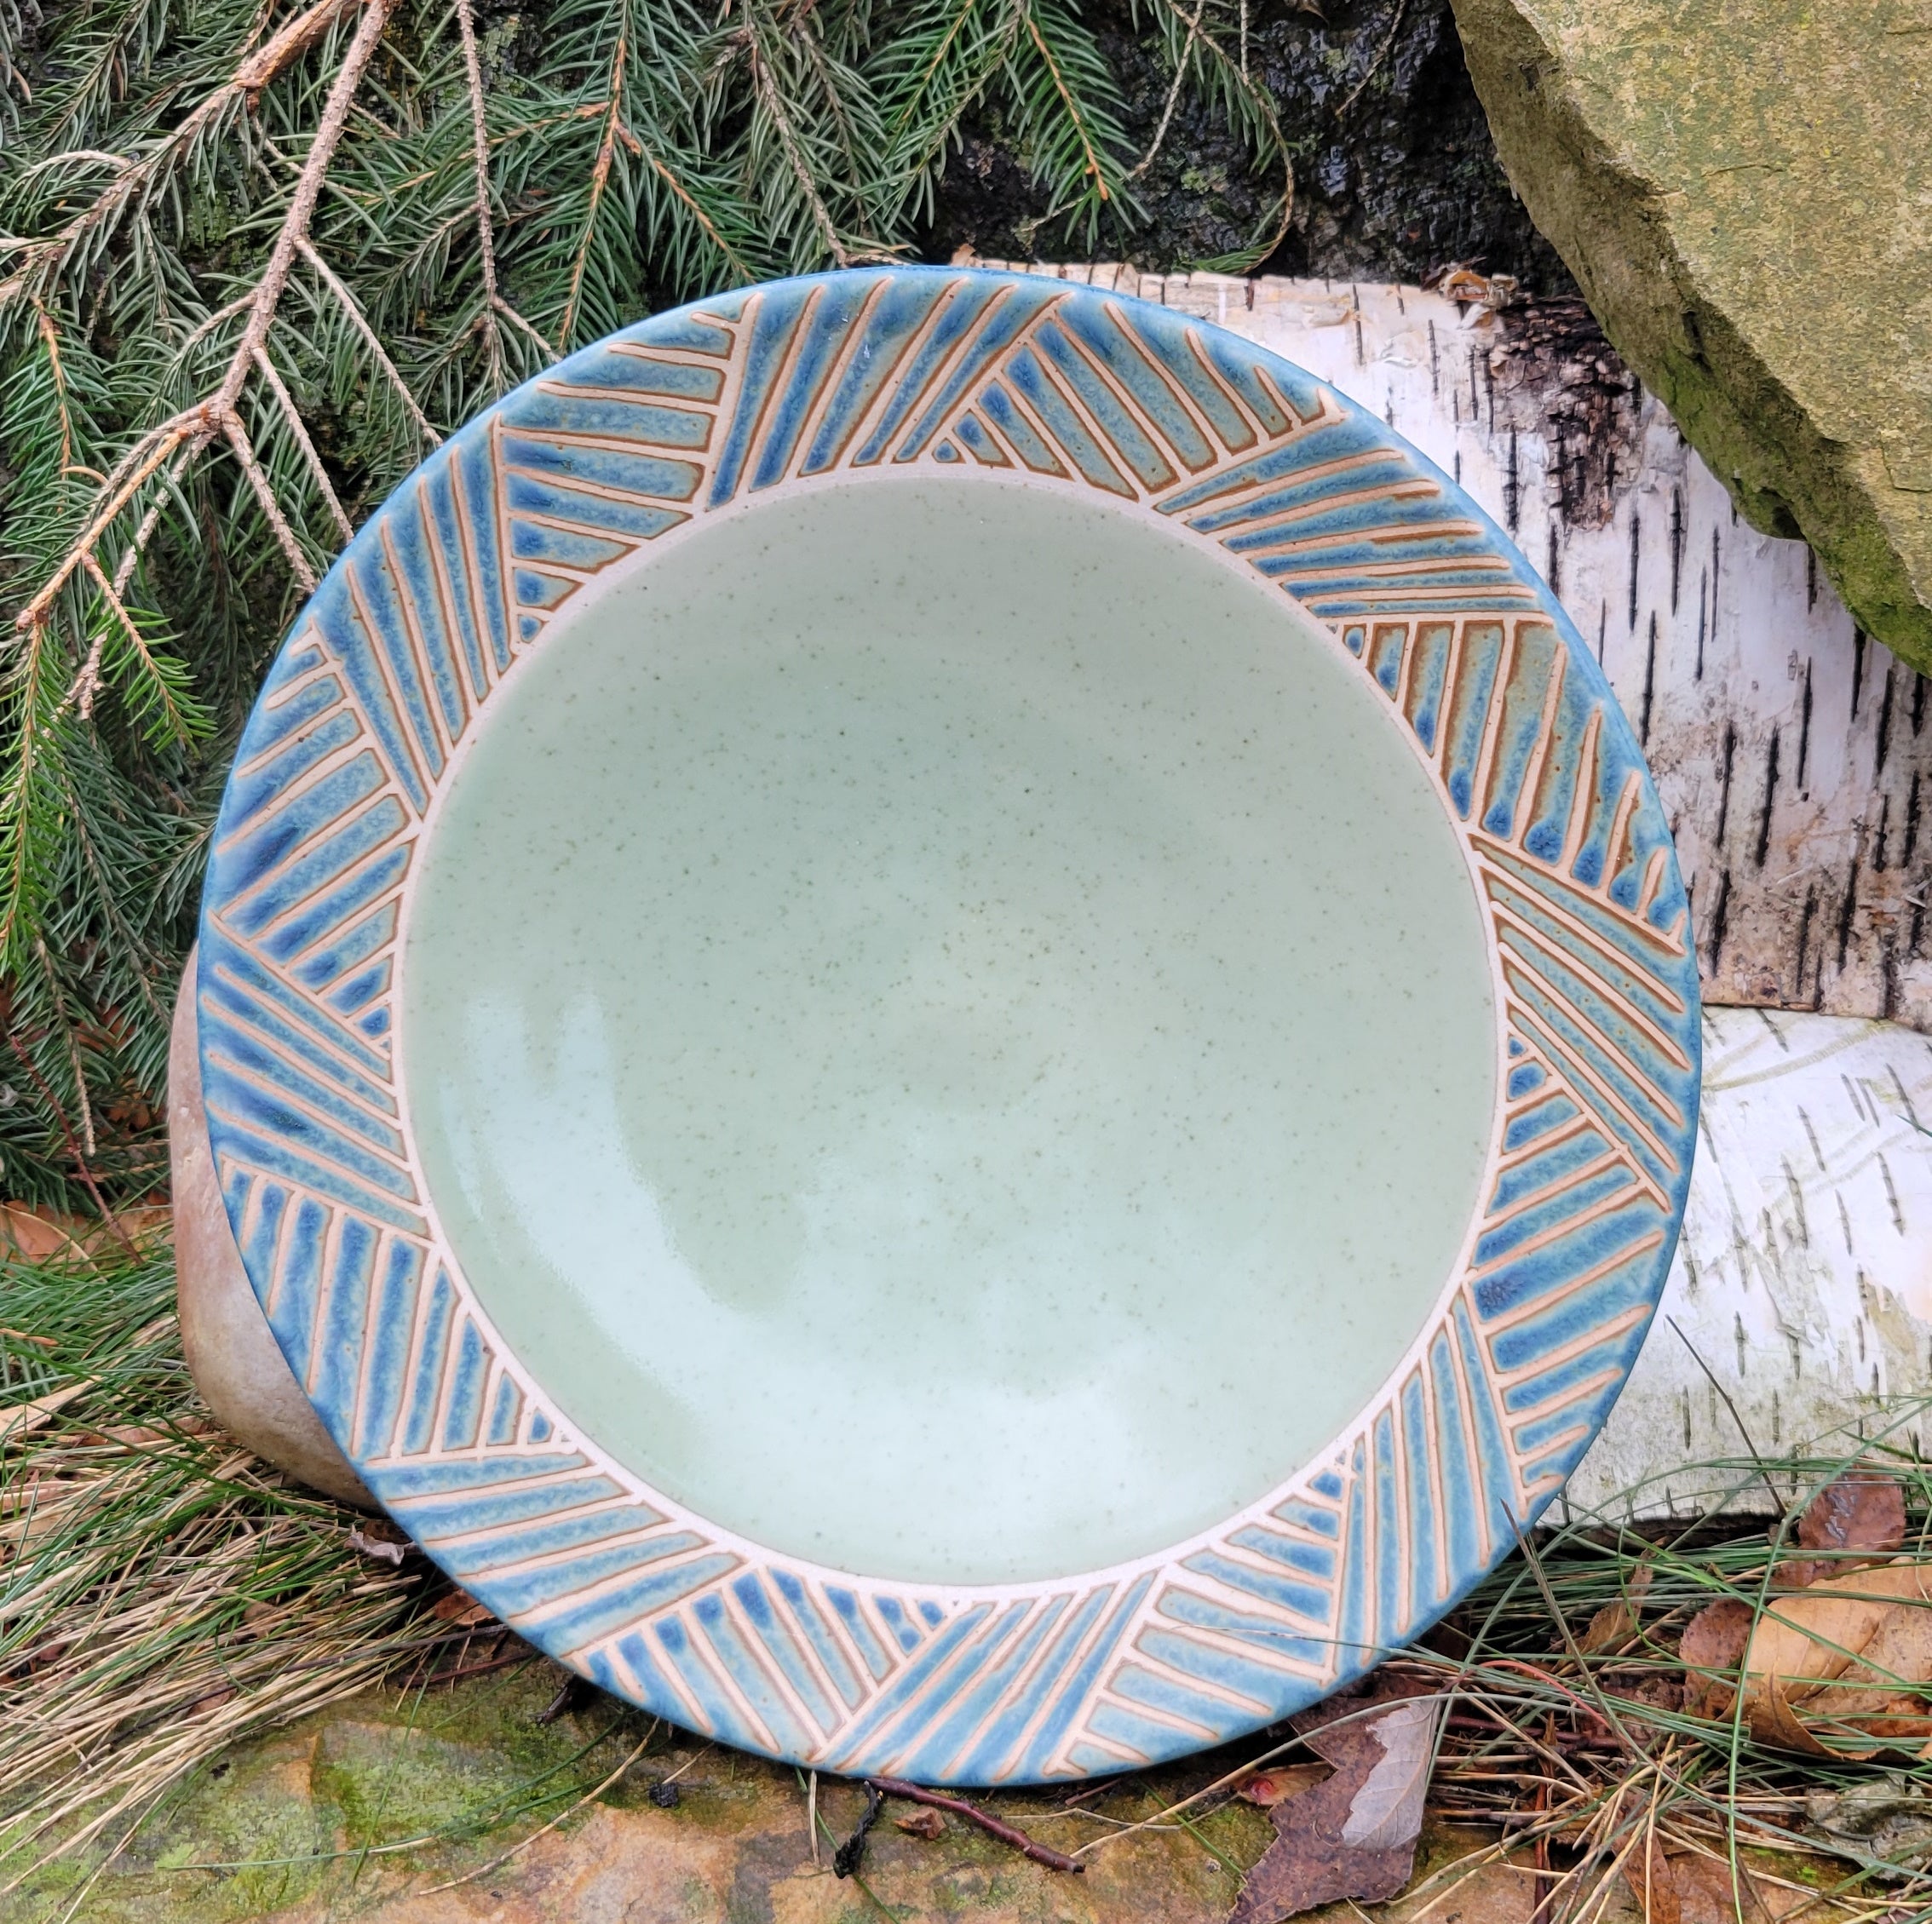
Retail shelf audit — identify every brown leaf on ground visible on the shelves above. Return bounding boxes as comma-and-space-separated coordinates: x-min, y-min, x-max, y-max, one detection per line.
1679, 1598, 1755, 1718
1739, 1559, 1932, 1755
893, 1806, 945, 1840
430, 1588, 495, 1628
1228, 1693, 1441, 1924
1579, 1554, 1656, 1657
1617, 1830, 1681, 1924
1236, 1764, 1331, 1808
1659, 1850, 1791, 1924
1776, 1467, 1908, 1589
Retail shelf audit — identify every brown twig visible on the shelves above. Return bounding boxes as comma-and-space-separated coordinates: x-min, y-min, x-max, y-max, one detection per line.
743, 27, 850, 267
3, 1028, 125, 1243
221, 409, 319, 594
111, 449, 191, 597
76, 547, 197, 741
1022, 7, 1110, 202
1334, 0, 1406, 118
557, 14, 627, 349
32, 305, 74, 476
0, 0, 371, 313
14, 0, 393, 629
867, 1778, 1084, 1874
454, 0, 507, 392
1130, 0, 1204, 180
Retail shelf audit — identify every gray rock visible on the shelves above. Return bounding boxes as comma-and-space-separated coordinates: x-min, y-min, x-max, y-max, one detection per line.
169, 952, 374, 1508
1449, 0, 1932, 669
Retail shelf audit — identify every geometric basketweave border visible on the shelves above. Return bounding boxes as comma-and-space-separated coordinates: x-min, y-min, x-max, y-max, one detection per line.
198, 267, 1701, 1783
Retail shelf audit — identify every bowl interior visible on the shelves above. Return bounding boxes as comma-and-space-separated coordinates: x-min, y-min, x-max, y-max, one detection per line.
400, 473, 1498, 1585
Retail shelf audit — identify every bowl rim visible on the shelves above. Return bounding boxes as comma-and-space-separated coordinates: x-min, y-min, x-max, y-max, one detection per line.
197, 262, 1701, 1784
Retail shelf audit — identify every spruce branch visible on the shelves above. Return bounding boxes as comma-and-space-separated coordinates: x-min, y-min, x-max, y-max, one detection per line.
0, 0, 371, 310
555, 3, 628, 349
295, 237, 441, 444
455, 0, 509, 391
1021, 3, 1112, 204
0, 0, 1293, 1209
252, 342, 352, 543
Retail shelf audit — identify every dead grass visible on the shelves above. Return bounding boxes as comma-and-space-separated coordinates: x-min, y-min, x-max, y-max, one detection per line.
0, 1232, 485, 1913
4, 1230, 1932, 1922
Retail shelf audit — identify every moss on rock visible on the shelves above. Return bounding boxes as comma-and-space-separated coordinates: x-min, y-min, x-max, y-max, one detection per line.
1448, 0, 1932, 668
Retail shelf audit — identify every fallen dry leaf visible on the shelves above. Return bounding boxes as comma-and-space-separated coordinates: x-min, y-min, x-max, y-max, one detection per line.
1659, 1850, 1791, 1924
431, 1588, 495, 1628
893, 1806, 945, 1840
1778, 1467, 1908, 1589
1616, 1829, 1681, 1924
0, 1380, 93, 1445
1235, 1765, 1331, 1808
1579, 1554, 1656, 1657
1679, 1598, 1754, 1719
1804, 1775, 1932, 1869
1738, 1560, 1932, 1755
347, 1524, 410, 1565
1228, 1692, 1441, 1924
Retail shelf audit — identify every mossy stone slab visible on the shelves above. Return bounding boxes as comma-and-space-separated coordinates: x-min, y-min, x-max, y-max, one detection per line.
1449, 0, 1932, 668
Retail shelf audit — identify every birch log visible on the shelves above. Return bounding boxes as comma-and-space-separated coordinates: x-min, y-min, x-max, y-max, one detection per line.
1571, 1006, 1932, 1518
987, 261, 1932, 1509
982, 261, 1932, 1033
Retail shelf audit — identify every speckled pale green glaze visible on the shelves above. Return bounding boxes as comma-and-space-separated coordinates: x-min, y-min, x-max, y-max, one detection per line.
402, 479, 1498, 1584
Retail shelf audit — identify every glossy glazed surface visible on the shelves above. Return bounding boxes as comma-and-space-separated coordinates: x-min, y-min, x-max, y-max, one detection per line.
199, 267, 1699, 1782
404, 479, 1497, 1582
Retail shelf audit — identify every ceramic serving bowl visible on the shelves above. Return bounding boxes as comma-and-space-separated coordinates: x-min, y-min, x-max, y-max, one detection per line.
197, 267, 1699, 1783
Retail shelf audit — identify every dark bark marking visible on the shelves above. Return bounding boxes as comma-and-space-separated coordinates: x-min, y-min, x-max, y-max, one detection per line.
1639, 612, 1656, 745
1707, 867, 1731, 973
1877, 665, 1895, 779
1797, 659, 1813, 795
1669, 486, 1684, 611
1853, 629, 1867, 721
1753, 727, 1780, 869
1714, 721, 1737, 847
1627, 512, 1641, 631
1837, 859, 1860, 971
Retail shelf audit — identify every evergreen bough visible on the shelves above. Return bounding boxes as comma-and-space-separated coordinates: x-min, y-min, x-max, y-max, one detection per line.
0, 0, 1290, 1214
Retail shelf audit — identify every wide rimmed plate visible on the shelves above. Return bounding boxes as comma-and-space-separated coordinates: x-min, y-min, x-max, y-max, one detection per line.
198, 267, 1699, 1783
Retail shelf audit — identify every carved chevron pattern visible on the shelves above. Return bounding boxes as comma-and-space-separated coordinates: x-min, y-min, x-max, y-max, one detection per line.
198, 267, 1700, 1783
